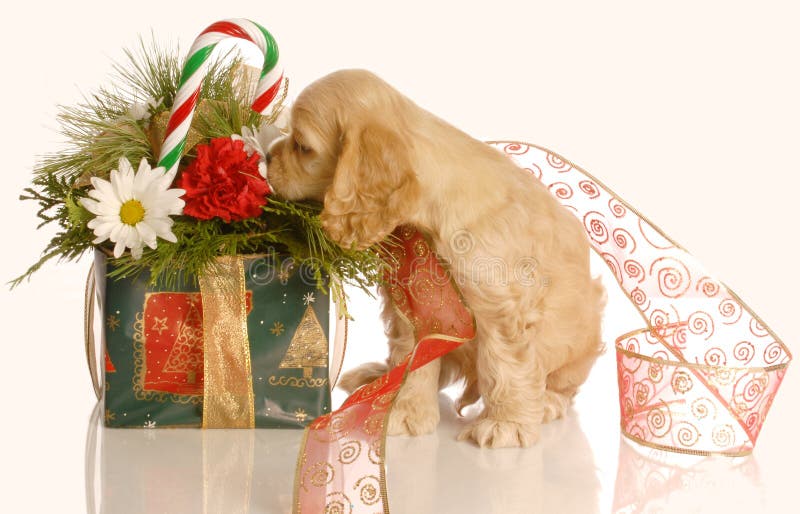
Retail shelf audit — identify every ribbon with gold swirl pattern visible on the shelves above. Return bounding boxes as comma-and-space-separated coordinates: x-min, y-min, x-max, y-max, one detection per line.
293, 141, 791, 513
493, 141, 791, 457
294, 227, 475, 513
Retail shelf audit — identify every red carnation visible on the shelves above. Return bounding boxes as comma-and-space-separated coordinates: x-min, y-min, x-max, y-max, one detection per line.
178, 137, 270, 222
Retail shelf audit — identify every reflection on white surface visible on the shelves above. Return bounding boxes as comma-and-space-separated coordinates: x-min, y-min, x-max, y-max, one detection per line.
86, 402, 301, 514
613, 438, 763, 514
86, 395, 768, 514
387, 396, 601, 514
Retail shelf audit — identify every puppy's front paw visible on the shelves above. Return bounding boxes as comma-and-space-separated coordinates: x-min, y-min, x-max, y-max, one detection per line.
457, 417, 540, 448
388, 398, 440, 436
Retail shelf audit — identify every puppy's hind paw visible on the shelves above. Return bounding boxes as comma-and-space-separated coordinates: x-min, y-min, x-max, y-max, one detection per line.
457, 417, 539, 448
388, 399, 440, 436
542, 390, 571, 423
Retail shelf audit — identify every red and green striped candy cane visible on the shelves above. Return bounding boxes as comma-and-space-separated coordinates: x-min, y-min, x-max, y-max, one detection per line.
158, 19, 284, 176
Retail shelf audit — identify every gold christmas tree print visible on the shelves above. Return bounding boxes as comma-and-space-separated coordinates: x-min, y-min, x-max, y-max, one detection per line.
278, 304, 328, 379
162, 296, 204, 384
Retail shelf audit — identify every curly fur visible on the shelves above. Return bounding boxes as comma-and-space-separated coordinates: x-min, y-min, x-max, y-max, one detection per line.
267, 69, 606, 448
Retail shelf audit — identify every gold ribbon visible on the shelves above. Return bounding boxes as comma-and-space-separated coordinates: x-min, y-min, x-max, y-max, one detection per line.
199, 256, 255, 428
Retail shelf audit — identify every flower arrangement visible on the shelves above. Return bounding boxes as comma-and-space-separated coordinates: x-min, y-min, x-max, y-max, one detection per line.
12, 40, 384, 306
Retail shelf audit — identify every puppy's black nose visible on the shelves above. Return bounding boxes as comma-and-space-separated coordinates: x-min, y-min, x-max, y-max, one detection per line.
265, 153, 272, 165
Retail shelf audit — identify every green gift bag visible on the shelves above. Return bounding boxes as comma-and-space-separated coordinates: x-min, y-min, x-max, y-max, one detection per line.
86, 250, 345, 429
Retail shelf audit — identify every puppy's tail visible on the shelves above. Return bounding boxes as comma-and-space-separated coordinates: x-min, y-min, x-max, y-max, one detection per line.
338, 362, 389, 393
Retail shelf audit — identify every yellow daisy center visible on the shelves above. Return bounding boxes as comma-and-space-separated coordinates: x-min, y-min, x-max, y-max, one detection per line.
119, 199, 145, 226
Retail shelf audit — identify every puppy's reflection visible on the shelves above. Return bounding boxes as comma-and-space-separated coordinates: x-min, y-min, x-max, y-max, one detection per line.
386, 394, 601, 514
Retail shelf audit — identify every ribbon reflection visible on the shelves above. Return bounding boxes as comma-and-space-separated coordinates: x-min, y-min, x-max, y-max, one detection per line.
613, 436, 763, 514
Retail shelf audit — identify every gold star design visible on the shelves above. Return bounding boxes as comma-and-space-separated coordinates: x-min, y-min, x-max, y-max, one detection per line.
294, 408, 308, 423
105, 409, 116, 422
106, 315, 120, 332
152, 317, 169, 335
278, 270, 290, 284
270, 321, 285, 336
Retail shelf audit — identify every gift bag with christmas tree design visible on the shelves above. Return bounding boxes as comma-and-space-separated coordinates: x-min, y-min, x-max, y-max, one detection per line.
94, 251, 336, 428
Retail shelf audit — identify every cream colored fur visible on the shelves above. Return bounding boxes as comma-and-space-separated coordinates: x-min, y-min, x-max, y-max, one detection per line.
267, 69, 606, 448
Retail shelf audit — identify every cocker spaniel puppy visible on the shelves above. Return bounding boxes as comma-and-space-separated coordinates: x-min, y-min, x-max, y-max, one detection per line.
267, 69, 605, 448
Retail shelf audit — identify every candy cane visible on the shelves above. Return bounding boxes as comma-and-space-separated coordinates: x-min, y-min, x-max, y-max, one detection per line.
158, 19, 284, 176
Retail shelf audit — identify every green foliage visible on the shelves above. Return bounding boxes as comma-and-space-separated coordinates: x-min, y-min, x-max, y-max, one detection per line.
106, 200, 387, 313
65, 192, 92, 225
13, 38, 385, 308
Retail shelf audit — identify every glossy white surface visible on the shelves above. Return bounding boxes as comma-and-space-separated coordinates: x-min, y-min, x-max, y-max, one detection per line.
77, 276, 796, 514
3, 1, 799, 513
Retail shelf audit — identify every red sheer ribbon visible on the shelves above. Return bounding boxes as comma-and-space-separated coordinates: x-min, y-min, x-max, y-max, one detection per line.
294, 227, 475, 513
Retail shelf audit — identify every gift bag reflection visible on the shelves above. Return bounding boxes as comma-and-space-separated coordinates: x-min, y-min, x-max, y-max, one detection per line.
613, 436, 763, 514
86, 403, 300, 514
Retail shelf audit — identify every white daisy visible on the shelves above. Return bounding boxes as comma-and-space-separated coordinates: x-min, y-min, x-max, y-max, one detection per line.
80, 157, 185, 260
232, 123, 283, 179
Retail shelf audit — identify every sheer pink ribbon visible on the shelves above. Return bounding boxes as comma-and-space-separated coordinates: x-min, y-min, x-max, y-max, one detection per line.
293, 141, 791, 513
495, 141, 791, 457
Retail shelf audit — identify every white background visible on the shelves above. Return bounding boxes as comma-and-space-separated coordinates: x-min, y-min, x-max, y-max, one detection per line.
1, 1, 798, 513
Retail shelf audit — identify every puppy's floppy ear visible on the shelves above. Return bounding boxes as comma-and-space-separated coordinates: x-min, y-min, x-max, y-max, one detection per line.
321, 122, 419, 250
